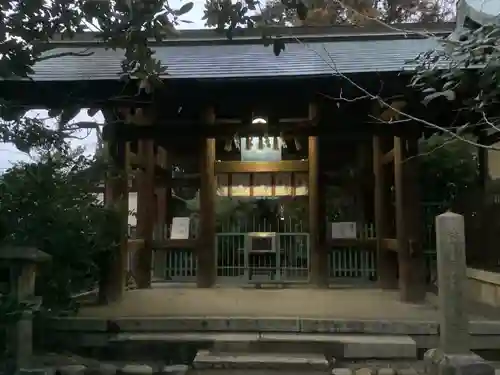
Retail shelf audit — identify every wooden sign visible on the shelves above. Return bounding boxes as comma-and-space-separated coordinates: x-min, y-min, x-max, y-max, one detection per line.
274, 172, 293, 196
330, 222, 357, 239
230, 173, 251, 196
294, 173, 309, 196
216, 173, 229, 197
253, 173, 273, 197
170, 217, 191, 240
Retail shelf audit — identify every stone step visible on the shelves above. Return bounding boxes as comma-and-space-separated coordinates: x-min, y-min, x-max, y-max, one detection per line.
192, 350, 330, 372
110, 333, 417, 359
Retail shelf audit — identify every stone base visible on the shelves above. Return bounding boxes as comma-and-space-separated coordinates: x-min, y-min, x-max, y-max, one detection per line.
193, 350, 329, 371
424, 348, 494, 375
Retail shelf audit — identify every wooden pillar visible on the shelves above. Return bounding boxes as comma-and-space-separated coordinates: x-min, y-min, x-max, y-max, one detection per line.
356, 143, 368, 238
309, 104, 328, 287
197, 107, 216, 288
373, 136, 398, 289
134, 139, 156, 288
99, 133, 129, 303
394, 135, 426, 302
153, 147, 169, 280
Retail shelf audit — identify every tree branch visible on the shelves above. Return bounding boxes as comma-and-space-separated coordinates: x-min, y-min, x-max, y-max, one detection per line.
35, 49, 94, 63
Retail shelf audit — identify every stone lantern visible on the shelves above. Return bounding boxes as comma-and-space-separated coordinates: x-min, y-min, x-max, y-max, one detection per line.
0, 246, 51, 370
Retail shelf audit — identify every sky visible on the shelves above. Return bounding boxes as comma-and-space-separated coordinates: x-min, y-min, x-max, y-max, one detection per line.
0, 0, 206, 172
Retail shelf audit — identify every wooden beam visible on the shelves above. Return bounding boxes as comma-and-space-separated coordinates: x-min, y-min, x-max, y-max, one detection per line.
381, 149, 394, 165
380, 238, 399, 252
153, 239, 197, 250
128, 239, 145, 252
483, 131, 500, 146
394, 135, 426, 302
328, 238, 376, 248
215, 160, 308, 174
373, 136, 398, 289
104, 120, 416, 142
197, 108, 216, 288
93, 174, 198, 193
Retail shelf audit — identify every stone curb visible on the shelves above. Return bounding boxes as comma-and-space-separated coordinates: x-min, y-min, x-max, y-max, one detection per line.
332, 368, 420, 375
49, 364, 189, 375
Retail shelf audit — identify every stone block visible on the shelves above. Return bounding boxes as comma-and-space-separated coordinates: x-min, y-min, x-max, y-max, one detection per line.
90, 364, 117, 375
119, 365, 153, 375
356, 368, 374, 375
378, 368, 396, 375
193, 350, 329, 371
160, 365, 188, 375
19, 369, 51, 375
341, 335, 416, 359
424, 348, 494, 375
57, 365, 87, 375
397, 368, 418, 375
332, 369, 353, 375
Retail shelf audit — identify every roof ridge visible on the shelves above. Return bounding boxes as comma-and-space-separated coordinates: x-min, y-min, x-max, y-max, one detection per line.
47, 22, 454, 46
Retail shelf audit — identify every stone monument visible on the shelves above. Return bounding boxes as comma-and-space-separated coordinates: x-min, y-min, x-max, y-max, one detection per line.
424, 212, 493, 375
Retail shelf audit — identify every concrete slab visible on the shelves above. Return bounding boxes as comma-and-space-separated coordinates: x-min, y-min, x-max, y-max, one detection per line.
108, 332, 415, 359
110, 333, 260, 343
259, 334, 416, 359
192, 350, 329, 371
106, 332, 408, 360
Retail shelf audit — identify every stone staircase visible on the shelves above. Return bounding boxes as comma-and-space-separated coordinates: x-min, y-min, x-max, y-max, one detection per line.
108, 332, 418, 374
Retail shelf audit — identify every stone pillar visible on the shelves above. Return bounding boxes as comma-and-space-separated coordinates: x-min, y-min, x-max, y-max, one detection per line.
424, 211, 493, 375
435, 211, 469, 353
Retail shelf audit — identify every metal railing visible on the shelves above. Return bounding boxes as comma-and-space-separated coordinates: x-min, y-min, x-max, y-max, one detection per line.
143, 201, 443, 284
215, 232, 309, 284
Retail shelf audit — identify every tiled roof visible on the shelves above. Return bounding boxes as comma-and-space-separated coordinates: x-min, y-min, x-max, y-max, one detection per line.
30, 27, 448, 81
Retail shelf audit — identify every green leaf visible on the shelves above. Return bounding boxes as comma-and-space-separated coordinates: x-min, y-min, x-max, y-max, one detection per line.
48, 108, 62, 118
273, 39, 286, 56
87, 108, 99, 117
422, 90, 456, 106
175, 2, 194, 16
59, 107, 80, 127
296, 2, 308, 21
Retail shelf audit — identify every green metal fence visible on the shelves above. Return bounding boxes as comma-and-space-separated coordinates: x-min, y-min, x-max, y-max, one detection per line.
153, 202, 443, 284
215, 232, 310, 284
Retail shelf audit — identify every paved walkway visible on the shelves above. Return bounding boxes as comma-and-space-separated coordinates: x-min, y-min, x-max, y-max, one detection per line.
78, 284, 493, 320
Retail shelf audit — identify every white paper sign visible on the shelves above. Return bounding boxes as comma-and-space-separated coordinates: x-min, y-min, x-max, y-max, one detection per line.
294, 173, 309, 196
275, 172, 293, 196
170, 217, 191, 240
253, 173, 272, 197
231, 173, 251, 196
216, 174, 229, 197
331, 222, 357, 239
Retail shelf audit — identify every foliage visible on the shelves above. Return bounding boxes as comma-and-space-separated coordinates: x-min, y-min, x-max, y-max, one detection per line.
418, 135, 479, 204
259, 0, 452, 27
0, 147, 120, 312
410, 24, 500, 130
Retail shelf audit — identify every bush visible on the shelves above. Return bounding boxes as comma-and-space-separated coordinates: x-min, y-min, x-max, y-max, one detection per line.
0, 150, 120, 312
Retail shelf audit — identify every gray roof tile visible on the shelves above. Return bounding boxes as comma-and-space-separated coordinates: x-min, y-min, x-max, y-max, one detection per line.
31, 37, 442, 81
